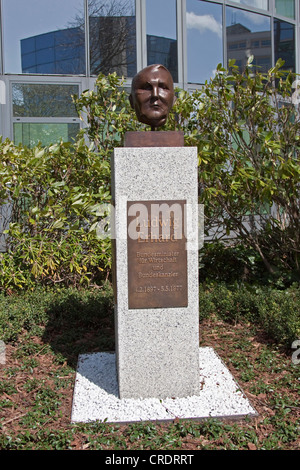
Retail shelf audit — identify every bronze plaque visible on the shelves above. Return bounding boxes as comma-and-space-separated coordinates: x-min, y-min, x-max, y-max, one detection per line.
127, 200, 188, 309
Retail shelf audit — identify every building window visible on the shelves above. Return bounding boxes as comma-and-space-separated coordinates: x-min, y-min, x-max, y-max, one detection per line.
146, 0, 178, 83
89, 0, 136, 77
12, 82, 80, 147
12, 84, 79, 117
229, 0, 269, 10
13, 122, 80, 148
2, 0, 85, 75
275, 0, 295, 20
226, 7, 271, 73
274, 20, 295, 73
186, 0, 223, 85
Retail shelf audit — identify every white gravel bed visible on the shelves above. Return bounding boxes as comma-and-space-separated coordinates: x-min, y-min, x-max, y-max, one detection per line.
71, 347, 257, 424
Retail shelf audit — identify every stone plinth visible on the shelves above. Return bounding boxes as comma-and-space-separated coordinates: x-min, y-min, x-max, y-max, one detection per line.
111, 146, 199, 399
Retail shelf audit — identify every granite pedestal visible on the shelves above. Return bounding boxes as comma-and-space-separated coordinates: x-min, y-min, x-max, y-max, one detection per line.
111, 145, 199, 399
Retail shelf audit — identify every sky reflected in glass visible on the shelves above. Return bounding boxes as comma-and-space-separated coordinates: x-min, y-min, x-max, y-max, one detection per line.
229, 0, 269, 10
187, 0, 223, 84
3, 0, 85, 74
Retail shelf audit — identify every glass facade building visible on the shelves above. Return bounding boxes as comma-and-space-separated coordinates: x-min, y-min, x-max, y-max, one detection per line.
0, 0, 299, 147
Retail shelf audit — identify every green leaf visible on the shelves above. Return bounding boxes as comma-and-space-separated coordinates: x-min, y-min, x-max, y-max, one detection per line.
51, 219, 65, 229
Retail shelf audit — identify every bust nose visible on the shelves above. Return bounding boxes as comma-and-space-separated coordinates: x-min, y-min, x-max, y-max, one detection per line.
151, 84, 159, 100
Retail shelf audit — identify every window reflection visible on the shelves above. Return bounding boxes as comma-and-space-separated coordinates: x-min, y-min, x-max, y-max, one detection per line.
12, 84, 79, 117
2, 0, 85, 74
186, 0, 223, 85
226, 7, 271, 73
146, 0, 178, 83
229, 0, 268, 10
89, 0, 136, 77
274, 20, 295, 73
13, 123, 79, 148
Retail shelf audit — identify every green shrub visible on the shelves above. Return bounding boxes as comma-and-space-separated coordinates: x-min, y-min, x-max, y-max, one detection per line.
0, 284, 114, 344
199, 283, 260, 324
257, 286, 300, 347
199, 242, 265, 284
0, 138, 112, 291
0, 287, 53, 342
199, 283, 300, 347
192, 59, 300, 276
0, 73, 141, 292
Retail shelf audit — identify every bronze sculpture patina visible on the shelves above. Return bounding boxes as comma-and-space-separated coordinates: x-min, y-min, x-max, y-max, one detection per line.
129, 64, 176, 130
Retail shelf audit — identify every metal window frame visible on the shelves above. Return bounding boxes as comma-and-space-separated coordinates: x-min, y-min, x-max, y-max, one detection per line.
7, 75, 85, 142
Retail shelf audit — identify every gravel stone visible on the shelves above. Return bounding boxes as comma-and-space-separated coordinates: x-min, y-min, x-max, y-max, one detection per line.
71, 347, 257, 423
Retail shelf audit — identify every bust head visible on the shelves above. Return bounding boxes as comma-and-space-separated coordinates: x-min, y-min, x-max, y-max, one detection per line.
129, 64, 176, 129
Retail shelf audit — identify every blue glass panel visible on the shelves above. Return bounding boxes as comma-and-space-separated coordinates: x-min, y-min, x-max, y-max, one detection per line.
21, 52, 37, 70
2, 0, 85, 74
35, 33, 55, 50
274, 20, 295, 72
36, 48, 55, 65
21, 37, 36, 54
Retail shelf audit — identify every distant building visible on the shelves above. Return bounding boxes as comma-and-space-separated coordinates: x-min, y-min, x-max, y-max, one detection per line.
20, 19, 177, 81
227, 23, 272, 73
21, 27, 86, 75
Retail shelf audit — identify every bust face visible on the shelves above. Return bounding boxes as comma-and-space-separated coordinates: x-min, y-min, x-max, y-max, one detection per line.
129, 64, 176, 128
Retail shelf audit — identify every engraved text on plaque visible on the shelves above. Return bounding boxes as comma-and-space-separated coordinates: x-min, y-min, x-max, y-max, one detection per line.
127, 200, 188, 309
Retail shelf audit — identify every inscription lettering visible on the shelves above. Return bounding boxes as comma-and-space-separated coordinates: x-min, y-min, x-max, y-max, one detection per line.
127, 200, 188, 309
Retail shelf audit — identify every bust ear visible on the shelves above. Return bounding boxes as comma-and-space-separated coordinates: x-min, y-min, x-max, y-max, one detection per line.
129, 93, 134, 109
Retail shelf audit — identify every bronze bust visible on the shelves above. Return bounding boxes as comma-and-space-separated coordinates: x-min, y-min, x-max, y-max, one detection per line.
129, 64, 176, 130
